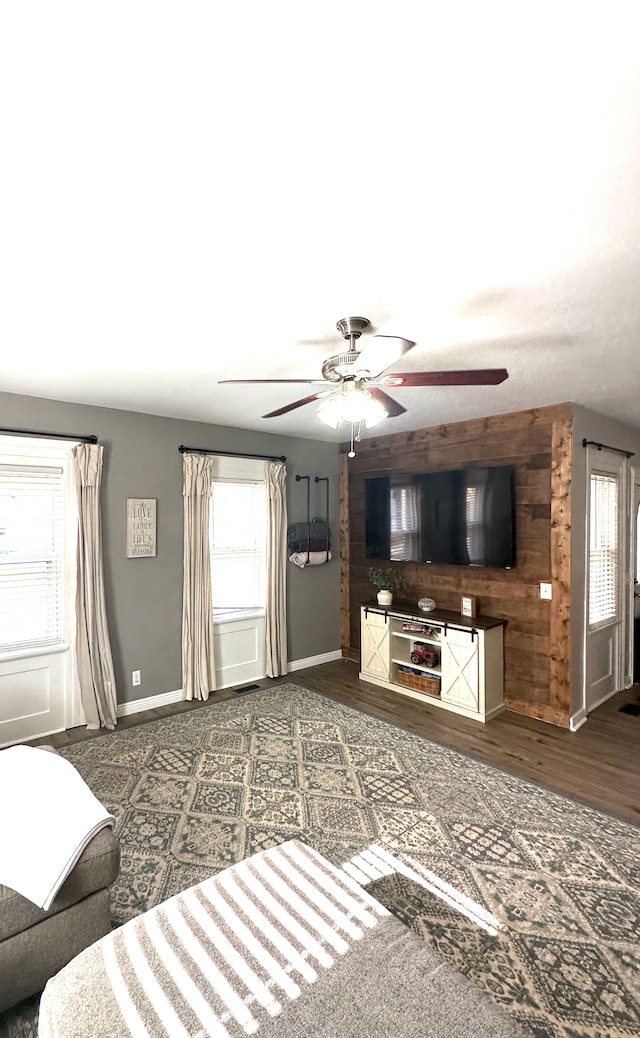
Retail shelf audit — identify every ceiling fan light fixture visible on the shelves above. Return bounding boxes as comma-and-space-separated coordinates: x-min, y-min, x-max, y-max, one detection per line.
316, 383, 389, 430
339, 383, 373, 424
362, 395, 388, 428
315, 397, 342, 428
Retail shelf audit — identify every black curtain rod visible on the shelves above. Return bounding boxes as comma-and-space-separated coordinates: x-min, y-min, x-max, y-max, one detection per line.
0, 426, 98, 444
178, 445, 286, 462
582, 438, 635, 459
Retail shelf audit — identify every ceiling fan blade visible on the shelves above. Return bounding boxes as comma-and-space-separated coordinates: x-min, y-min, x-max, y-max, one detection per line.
353, 335, 417, 378
368, 387, 407, 418
261, 392, 326, 418
219, 378, 327, 385
381, 368, 509, 387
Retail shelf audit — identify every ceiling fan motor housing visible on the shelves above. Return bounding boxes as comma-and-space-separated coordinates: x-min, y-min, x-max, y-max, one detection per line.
322, 352, 364, 381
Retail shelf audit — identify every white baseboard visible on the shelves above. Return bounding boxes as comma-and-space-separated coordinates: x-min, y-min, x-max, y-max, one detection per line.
570, 708, 588, 731
116, 652, 343, 715
117, 688, 184, 717
288, 650, 342, 673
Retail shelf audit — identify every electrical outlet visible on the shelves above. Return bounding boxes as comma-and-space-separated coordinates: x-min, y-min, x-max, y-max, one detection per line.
539, 582, 553, 601
132, 670, 141, 686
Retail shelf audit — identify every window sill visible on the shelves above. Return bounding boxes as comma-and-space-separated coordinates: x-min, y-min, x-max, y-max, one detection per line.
0, 642, 69, 663
213, 609, 265, 626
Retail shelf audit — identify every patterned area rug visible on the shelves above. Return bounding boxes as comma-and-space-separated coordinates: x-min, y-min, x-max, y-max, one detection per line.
2, 683, 639, 1038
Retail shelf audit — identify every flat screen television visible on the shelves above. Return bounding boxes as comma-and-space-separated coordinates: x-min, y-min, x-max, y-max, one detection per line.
365, 466, 516, 568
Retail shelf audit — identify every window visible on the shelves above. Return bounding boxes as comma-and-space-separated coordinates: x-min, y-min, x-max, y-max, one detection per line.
588, 472, 619, 627
209, 480, 266, 617
0, 464, 65, 656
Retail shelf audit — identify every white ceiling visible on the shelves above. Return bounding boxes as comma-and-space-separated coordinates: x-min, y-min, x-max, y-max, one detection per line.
3, 5, 640, 442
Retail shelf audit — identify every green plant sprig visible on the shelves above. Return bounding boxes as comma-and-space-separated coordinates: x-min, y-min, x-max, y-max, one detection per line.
368, 566, 406, 592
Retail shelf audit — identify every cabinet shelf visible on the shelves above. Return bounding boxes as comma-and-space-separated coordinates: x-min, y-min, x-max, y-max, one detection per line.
392, 631, 441, 646
391, 657, 441, 677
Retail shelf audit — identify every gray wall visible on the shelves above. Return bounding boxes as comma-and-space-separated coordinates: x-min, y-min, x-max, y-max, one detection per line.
571, 404, 640, 717
0, 392, 340, 705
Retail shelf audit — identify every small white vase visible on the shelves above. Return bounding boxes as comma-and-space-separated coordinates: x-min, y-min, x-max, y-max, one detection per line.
377, 590, 393, 606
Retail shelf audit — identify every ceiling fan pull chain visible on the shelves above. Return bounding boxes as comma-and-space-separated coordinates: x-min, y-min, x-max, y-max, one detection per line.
348, 423, 356, 459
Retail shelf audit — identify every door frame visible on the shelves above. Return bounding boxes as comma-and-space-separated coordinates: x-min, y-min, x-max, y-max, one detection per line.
628, 466, 640, 685
582, 445, 630, 717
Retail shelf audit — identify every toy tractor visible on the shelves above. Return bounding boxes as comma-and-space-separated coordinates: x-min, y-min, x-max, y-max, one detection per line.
410, 642, 439, 667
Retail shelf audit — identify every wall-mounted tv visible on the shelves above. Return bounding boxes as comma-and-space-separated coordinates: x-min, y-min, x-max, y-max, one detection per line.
365, 466, 516, 569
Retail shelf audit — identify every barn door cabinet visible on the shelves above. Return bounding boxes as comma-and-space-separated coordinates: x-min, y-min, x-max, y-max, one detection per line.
359, 602, 505, 723
360, 607, 391, 682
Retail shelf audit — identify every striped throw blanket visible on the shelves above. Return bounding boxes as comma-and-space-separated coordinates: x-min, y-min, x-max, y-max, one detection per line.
38, 840, 525, 1038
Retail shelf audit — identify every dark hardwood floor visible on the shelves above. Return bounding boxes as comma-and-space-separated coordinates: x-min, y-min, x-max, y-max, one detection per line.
31, 659, 640, 827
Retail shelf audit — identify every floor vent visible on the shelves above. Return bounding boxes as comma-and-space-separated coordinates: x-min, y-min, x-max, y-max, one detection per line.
234, 683, 261, 695
619, 703, 640, 716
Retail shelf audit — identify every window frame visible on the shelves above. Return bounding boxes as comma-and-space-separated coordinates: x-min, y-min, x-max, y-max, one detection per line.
587, 468, 621, 631
0, 436, 78, 663
207, 455, 267, 625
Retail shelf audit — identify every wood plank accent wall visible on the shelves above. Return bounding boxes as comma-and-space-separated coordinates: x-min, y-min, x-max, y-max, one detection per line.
340, 403, 574, 726
339, 452, 351, 651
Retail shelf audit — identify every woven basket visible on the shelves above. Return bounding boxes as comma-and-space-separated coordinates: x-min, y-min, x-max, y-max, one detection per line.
397, 669, 440, 697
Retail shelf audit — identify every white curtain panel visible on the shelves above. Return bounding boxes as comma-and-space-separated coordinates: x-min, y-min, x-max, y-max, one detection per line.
265, 460, 288, 677
72, 443, 118, 730
182, 453, 216, 700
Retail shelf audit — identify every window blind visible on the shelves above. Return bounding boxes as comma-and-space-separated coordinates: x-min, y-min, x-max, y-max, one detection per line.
0, 464, 65, 655
589, 472, 619, 627
210, 480, 266, 612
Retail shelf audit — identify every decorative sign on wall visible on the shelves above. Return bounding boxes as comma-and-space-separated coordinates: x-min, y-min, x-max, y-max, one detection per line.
126, 499, 157, 558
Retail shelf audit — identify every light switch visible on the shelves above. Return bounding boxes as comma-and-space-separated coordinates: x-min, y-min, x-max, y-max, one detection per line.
539, 582, 552, 600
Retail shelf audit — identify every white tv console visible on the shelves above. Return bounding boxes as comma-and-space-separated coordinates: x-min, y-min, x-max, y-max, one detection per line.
359, 601, 505, 723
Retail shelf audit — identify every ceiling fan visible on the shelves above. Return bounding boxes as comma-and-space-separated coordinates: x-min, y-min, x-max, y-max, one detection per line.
219, 317, 508, 456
